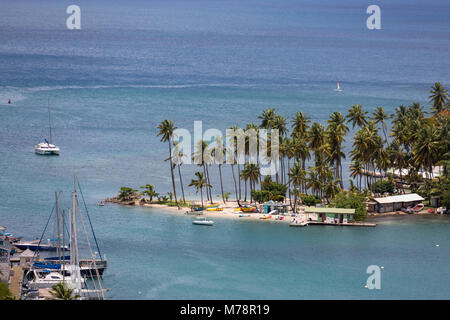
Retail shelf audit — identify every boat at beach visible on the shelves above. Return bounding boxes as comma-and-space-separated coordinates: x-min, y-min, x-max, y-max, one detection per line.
34, 99, 60, 155
259, 215, 272, 220
334, 80, 343, 92
289, 219, 308, 227
192, 217, 214, 226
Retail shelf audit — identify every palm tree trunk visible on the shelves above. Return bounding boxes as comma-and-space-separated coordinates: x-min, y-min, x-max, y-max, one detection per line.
178, 164, 185, 203
203, 164, 210, 201
238, 163, 242, 200
219, 164, 225, 203
200, 187, 204, 208
231, 164, 238, 202
168, 141, 178, 207
244, 180, 247, 202
205, 164, 213, 204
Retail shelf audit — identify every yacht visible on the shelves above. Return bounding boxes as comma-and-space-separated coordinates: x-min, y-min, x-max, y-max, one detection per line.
34, 99, 60, 155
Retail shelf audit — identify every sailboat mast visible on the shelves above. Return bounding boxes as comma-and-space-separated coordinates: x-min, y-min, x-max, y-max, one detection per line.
47, 98, 52, 144
62, 209, 65, 273
55, 192, 61, 265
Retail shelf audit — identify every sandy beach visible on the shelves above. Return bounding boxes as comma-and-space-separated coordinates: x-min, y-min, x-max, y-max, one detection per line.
128, 200, 298, 224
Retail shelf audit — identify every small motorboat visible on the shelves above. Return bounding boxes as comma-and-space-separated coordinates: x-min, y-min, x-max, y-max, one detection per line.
192, 217, 214, 226
239, 214, 250, 218
289, 219, 308, 227
98, 201, 105, 206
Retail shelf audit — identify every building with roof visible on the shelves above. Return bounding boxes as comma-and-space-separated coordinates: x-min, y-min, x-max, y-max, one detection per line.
304, 207, 356, 224
369, 193, 424, 213
0, 225, 12, 283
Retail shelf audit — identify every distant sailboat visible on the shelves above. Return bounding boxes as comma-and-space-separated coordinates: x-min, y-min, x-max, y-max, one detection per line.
34, 98, 60, 155
334, 80, 343, 92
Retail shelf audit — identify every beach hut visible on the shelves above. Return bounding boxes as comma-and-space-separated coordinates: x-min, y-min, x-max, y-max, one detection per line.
304, 207, 356, 224
263, 201, 289, 214
371, 193, 424, 213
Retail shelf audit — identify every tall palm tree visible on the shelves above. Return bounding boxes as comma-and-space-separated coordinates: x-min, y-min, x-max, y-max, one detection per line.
347, 104, 368, 128
349, 160, 364, 191
212, 135, 226, 203
327, 112, 349, 187
172, 142, 186, 204
245, 163, 261, 203
429, 82, 448, 115
157, 120, 178, 207
288, 162, 306, 213
372, 106, 389, 142
188, 171, 211, 208
291, 111, 310, 137
258, 108, 277, 129
412, 123, 439, 179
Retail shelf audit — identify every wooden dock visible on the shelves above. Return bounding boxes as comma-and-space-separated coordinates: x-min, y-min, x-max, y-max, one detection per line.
8, 265, 24, 299
307, 221, 376, 227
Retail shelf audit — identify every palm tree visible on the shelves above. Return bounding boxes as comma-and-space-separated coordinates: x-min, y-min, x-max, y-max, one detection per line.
245, 163, 261, 203
157, 120, 178, 207
188, 171, 211, 208
193, 139, 213, 203
291, 111, 310, 137
171, 142, 186, 203
347, 104, 368, 128
258, 108, 277, 129
118, 187, 138, 202
372, 106, 389, 142
412, 123, 439, 179
429, 82, 448, 115
212, 135, 226, 203
306, 167, 322, 198
349, 160, 364, 191
288, 162, 306, 213
48, 282, 81, 300
140, 184, 159, 203
327, 112, 349, 187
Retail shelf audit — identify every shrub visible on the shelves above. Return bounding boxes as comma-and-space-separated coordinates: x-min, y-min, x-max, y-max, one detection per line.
331, 191, 367, 221
371, 179, 395, 194
301, 195, 319, 206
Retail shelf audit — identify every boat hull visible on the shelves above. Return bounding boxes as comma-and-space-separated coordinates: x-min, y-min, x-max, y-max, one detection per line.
192, 221, 214, 226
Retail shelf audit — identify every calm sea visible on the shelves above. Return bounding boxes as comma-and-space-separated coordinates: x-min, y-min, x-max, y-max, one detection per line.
0, 0, 449, 299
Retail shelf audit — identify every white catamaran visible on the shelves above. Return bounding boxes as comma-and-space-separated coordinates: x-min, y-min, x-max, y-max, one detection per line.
34, 98, 60, 155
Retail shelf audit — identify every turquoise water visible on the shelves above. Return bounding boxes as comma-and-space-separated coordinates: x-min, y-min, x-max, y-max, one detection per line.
0, 0, 450, 299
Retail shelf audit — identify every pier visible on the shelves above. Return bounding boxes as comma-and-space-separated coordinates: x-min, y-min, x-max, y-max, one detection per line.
8, 265, 24, 299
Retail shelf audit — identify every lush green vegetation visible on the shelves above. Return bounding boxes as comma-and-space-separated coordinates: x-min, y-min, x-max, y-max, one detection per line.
0, 281, 14, 300
371, 179, 395, 194
331, 191, 368, 221
47, 282, 80, 300
301, 194, 320, 207
152, 82, 448, 217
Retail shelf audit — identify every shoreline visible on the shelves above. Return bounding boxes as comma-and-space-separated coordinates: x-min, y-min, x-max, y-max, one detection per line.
104, 198, 444, 225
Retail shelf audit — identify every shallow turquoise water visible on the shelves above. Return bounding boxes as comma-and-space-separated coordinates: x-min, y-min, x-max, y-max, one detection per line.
0, 0, 449, 299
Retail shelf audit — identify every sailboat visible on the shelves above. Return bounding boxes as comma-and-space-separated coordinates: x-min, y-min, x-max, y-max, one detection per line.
334, 80, 343, 92
23, 176, 108, 300
34, 98, 60, 155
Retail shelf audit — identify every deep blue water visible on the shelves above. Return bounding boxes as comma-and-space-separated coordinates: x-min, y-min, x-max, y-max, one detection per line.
0, 0, 449, 299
